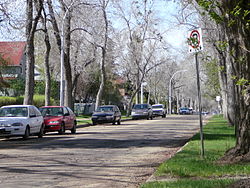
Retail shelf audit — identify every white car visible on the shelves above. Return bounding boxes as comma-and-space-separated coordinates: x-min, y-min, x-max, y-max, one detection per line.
0, 105, 44, 139
152, 104, 166, 118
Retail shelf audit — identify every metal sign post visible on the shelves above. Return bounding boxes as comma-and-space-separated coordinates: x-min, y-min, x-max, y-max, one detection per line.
188, 28, 204, 158
195, 52, 205, 158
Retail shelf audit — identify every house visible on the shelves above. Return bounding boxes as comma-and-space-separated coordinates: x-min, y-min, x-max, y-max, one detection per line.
0, 41, 26, 80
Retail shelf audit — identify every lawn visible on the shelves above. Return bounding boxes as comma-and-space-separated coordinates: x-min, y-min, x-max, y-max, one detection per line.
141, 115, 250, 188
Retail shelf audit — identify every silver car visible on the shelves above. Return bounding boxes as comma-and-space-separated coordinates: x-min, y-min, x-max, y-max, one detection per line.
152, 104, 166, 118
0, 105, 44, 139
131, 104, 153, 120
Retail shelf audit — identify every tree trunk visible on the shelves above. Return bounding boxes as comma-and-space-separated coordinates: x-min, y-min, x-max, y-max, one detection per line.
214, 26, 228, 119
42, 9, 51, 106
220, 0, 250, 161
47, 0, 73, 109
23, 0, 43, 105
64, 12, 73, 109
95, 1, 108, 110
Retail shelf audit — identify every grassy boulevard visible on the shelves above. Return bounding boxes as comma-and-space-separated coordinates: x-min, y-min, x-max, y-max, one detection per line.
141, 115, 250, 188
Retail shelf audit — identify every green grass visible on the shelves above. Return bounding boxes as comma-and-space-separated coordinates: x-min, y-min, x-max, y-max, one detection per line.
76, 115, 91, 119
76, 119, 92, 125
141, 179, 234, 188
141, 115, 250, 188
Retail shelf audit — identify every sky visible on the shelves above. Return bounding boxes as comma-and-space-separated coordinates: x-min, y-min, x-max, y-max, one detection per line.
0, 0, 189, 52
153, 0, 191, 58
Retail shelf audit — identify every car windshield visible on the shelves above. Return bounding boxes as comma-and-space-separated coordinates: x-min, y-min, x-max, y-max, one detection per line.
152, 105, 163, 109
96, 106, 114, 112
0, 107, 28, 117
133, 104, 148, 109
40, 107, 63, 116
180, 107, 189, 110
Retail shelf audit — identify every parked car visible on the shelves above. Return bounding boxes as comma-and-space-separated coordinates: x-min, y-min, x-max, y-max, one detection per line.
179, 107, 190, 115
131, 104, 153, 120
39, 106, 77, 134
91, 105, 121, 125
0, 105, 44, 139
188, 107, 193, 114
152, 104, 166, 118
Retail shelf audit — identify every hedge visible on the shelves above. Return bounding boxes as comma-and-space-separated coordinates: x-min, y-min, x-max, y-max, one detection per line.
0, 95, 57, 107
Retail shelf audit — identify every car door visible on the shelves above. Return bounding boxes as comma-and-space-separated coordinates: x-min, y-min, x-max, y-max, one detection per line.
28, 106, 38, 134
115, 106, 121, 120
33, 106, 43, 132
63, 107, 71, 129
66, 107, 75, 128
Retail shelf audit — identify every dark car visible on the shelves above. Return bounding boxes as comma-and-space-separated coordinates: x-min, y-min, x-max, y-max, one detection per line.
39, 106, 77, 134
91, 105, 121, 125
131, 104, 153, 120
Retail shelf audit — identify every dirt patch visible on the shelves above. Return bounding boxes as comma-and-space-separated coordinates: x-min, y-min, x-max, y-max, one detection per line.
227, 179, 250, 188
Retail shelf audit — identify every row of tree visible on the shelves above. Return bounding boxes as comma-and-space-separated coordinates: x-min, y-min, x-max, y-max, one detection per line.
186, 0, 249, 162
1, 0, 198, 113
2, 0, 248, 161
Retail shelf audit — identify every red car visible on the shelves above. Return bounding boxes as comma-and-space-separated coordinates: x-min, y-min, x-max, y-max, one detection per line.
39, 106, 77, 134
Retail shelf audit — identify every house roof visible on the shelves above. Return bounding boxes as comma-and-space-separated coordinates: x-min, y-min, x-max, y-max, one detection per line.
0, 41, 26, 66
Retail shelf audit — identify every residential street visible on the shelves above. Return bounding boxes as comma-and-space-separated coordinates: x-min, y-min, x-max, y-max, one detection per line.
0, 115, 205, 188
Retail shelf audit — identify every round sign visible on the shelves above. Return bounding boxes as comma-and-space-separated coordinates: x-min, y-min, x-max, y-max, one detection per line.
189, 30, 200, 49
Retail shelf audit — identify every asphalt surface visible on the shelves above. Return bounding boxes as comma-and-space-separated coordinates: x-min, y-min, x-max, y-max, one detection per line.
0, 115, 204, 188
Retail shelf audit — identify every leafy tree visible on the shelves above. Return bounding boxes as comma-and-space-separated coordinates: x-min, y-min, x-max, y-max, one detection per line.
194, 0, 250, 161
8, 78, 25, 96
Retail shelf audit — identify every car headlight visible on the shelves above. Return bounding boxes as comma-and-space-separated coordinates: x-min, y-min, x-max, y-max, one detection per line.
3, 124, 11, 127
143, 112, 148, 114
49, 121, 60, 124
106, 116, 114, 118
131, 112, 135, 115
12, 122, 24, 127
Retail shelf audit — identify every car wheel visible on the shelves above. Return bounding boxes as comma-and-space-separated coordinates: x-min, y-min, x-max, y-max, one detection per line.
92, 121, 97, 125
117, 119, 121, 125
38, 124, 44, 138
71, 122, 76, 134
23, 126, 30, 139
58, 123, 65, 135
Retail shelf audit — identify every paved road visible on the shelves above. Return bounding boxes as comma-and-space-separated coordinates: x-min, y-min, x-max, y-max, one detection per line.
0, 115, 204, 188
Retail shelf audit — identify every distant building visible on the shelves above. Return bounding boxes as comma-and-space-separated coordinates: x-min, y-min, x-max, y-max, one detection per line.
0, 41, 26, 80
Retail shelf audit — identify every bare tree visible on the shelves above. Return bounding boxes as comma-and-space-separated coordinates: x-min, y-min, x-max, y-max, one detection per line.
41, 5, 51, 106
94, 0, 110, 109
113, 0, 166, 115
23, 0, 43, 105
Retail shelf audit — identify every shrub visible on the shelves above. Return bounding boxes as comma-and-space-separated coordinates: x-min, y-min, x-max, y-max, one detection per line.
0, 95, 57, 107
0, 96, 20, 106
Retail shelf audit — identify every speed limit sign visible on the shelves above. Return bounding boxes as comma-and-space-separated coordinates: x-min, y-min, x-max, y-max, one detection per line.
188, 28, 203, 53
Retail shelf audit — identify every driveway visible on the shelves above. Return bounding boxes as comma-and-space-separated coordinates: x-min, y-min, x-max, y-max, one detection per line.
0, 115, 204, 188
